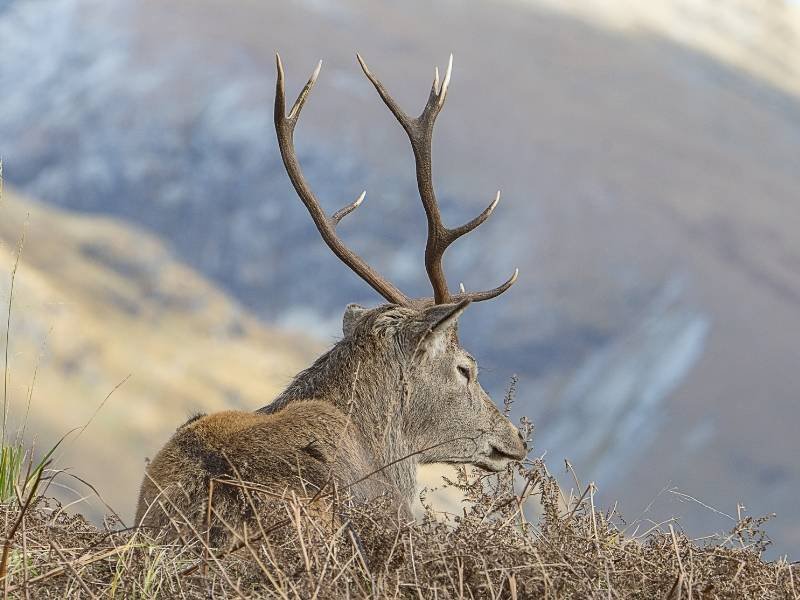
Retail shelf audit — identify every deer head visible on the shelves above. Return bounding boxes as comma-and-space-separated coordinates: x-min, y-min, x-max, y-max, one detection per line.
342, 301, 527, 472
271, 53, 526, 489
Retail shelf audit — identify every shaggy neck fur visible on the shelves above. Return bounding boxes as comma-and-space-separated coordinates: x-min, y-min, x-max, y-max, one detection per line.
262, 334, 418, 505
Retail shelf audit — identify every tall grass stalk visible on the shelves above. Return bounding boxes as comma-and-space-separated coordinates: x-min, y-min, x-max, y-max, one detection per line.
1, 181, 31, 504
0, 167, 38, 507
0, 170, 49, 553
3, 225, 25, 446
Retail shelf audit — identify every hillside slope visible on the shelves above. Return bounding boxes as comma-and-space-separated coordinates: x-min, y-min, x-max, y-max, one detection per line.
0, 188, 318, 521
532, 0, 800, 99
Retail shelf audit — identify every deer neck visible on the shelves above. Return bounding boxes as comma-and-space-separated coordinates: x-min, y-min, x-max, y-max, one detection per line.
269, 345, 419, 504
319, 360, 419, 505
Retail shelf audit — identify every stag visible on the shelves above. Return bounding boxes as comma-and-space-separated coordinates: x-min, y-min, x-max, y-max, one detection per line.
136, 54, 526, 543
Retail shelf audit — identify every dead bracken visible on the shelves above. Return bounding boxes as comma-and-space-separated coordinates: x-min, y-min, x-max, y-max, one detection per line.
0, 458, 795, 599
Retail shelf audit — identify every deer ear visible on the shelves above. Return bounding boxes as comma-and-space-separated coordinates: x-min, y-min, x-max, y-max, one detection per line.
343, 304, 368, 337
415, 299, 472, 354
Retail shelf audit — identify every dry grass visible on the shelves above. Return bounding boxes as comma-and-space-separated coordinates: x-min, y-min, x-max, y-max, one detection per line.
0, 459, 794, 599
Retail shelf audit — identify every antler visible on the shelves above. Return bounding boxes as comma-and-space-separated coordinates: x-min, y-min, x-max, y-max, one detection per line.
357, 53, 518, 304
275, 55, 409, 305
274, 53, 518, 306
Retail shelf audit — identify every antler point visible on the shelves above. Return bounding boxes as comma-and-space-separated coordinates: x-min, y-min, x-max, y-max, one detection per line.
312, 60, 322, 83
438, 54, 453, 104
356, 53, 369, 74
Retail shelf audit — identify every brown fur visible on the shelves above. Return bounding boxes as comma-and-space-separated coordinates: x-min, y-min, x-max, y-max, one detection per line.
136, 401, 387, 543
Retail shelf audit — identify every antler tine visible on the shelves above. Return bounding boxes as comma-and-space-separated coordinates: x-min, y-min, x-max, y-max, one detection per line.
356, 53, 413, 133
332, 190, 366, 225
453, 268, 519, 303
275, 55, 321, 125
274, 54, 409, 306
449, 190, 501, 240
437, 53, 453, 107
357, 53, 517, 304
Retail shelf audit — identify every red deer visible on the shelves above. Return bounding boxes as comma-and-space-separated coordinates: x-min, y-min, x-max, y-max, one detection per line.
136, 54, 525, 544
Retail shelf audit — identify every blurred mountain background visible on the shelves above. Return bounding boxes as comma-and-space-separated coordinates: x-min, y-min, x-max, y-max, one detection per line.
0, 0, 798, 556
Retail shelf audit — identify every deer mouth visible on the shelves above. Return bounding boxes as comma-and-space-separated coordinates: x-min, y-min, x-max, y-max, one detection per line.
476, 444, 526, 472
491, 444, 526, 461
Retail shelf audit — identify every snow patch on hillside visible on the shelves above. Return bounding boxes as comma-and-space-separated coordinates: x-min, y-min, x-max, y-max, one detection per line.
540, 277, 710, 484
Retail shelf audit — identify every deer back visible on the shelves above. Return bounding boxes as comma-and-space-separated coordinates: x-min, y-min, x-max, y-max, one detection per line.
135, 401, 395, 539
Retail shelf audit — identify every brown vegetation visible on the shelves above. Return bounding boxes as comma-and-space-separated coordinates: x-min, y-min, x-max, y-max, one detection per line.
0, 458, 795, 599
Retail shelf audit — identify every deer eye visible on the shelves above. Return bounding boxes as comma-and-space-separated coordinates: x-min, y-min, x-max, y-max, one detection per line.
457, 365, 472, 383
